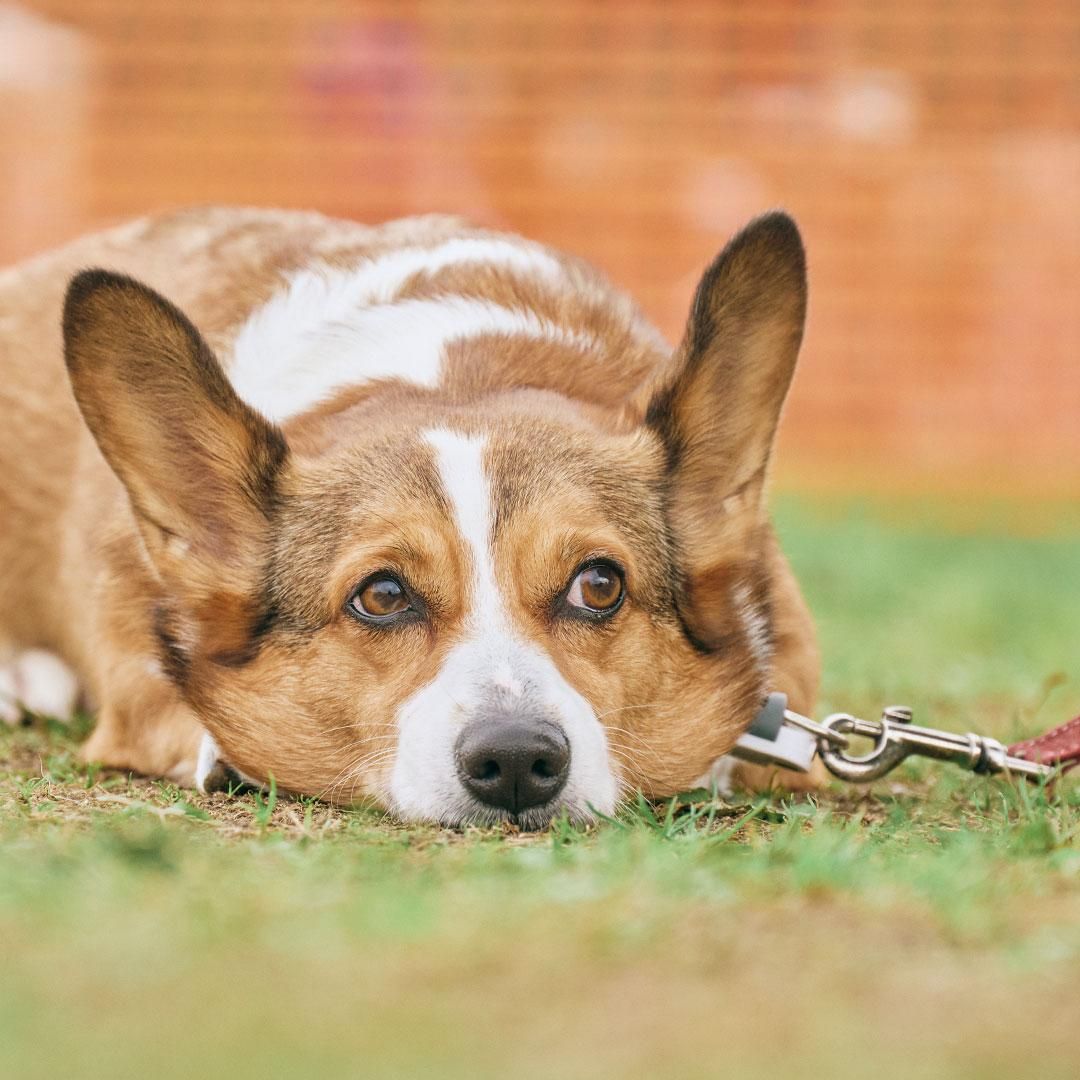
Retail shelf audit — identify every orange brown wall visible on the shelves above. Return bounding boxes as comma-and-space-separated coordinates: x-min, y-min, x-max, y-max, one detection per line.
4, 0, 1078, 496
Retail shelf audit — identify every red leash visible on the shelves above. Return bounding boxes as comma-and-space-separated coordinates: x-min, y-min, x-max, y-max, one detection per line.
1009, 715, 1080, 772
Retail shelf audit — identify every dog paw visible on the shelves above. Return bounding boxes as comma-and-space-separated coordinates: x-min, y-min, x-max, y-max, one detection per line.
194, 731, 252, 794
694, 755, 740, 798
0, 649, 80, 725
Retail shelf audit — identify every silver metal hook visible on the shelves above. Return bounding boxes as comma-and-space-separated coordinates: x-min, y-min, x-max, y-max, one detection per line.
817, 705, 1055, 783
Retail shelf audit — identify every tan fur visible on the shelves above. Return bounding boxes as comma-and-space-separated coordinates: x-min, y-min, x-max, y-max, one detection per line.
0, 207, 819, 812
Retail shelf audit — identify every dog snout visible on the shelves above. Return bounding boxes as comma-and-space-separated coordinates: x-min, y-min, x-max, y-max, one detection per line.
454, 719, 570, 815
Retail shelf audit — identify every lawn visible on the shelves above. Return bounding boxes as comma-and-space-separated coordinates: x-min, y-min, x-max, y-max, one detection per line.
2, 494, 1079, 1080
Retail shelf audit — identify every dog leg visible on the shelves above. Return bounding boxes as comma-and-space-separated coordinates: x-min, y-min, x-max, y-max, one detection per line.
697, 753, 828, 798
727, 756, 828, 794
80, 696, 203, 786
0, 648, 80, 725
78, 647, 204, 786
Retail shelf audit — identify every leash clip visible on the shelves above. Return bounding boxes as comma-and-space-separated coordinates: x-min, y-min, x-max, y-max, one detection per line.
817, 705, 1055, 783
732, 696, 1059, 783
730, 692, 848, 774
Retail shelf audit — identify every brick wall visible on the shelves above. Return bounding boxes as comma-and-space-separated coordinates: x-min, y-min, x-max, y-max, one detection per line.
5, 1, 1079, 493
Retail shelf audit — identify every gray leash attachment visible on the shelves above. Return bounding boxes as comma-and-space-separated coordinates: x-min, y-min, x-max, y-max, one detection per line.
731, 693, 1055, 783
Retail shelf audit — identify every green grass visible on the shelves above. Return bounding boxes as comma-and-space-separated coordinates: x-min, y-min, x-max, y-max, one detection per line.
778, 496, 1080, 718
2, 494, 1079, 1080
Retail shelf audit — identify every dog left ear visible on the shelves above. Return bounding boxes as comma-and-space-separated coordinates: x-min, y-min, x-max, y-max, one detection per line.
645, 212, 807, 649
63, 271, 287, 651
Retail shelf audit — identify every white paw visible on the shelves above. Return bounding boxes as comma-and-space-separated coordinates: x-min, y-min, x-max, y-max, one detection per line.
194, 731, 221, 793
194, 730, 263, 794
0, 649, 80, 725
694, 755, 740, 798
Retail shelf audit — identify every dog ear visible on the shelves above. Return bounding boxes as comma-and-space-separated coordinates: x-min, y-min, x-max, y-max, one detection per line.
63, 270, 287, 588
645, 212, 806, 649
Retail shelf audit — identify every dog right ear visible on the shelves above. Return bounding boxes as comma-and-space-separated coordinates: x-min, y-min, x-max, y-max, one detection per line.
63, 270, 288, 582
641, 212, 807, 650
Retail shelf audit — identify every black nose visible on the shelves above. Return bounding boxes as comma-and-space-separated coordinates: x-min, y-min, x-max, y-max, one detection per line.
455, 720, 570, 814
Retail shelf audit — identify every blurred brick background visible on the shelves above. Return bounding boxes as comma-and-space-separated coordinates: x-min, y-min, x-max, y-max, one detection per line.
3, 1, 1078, 495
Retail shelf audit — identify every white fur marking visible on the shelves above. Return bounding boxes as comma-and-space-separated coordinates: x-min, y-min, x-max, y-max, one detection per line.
0, 649, 79, 725
733, 583, 772, 672
422, 430, 501, 626
322, 237, 569, 305
388, 428, 618, 823
194, 731, 220, 794
229, 241, 596, 422
0, 669, 18, 726
193, 730, 264, 795
695, 755, 740, 799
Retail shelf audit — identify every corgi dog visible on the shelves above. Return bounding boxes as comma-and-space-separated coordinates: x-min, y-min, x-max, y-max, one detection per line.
0, 207, 818, 828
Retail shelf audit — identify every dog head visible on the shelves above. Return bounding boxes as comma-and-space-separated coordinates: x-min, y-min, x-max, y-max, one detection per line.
63, 212, 808, 828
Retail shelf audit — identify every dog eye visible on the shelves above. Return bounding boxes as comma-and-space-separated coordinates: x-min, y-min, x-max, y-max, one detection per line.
348, 575, 412, 622
565, 562, 625, 615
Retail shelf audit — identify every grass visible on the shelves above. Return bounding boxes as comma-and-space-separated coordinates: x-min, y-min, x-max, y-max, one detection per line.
2, 493, 1079, 1080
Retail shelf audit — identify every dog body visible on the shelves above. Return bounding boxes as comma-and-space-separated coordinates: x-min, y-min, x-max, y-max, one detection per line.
0, 206, 817, 826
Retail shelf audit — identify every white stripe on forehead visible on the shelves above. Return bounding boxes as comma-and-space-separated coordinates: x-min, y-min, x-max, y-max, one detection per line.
228, 238, 596, 423
333, 236, 569, 303
423, 427, 501, 626
232, 294, 596, 423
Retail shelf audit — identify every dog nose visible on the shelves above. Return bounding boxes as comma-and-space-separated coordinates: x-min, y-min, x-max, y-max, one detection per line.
455, 720, 570, 814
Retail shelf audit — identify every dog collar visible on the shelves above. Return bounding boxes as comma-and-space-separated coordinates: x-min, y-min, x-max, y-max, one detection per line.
729, 691, 819, 773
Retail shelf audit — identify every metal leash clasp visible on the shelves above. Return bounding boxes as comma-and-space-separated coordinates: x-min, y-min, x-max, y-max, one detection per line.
816, 705, 1055, 783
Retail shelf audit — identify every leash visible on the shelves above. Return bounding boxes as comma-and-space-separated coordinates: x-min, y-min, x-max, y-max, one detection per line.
732, 692, 1080, 783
